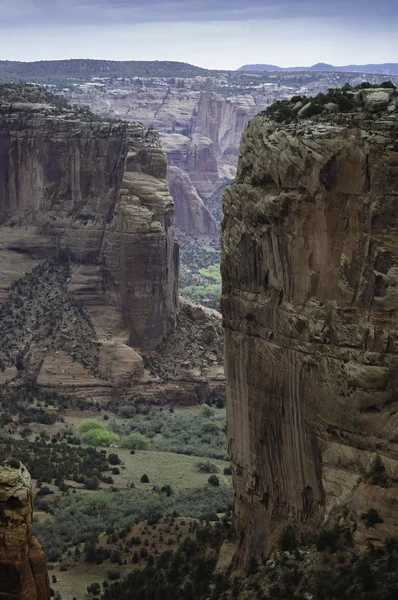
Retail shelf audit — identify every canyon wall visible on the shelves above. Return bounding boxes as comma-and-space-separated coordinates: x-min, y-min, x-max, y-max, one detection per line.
0, 101, 178, 395
0, 462, 50, 600
222, 89, 398, 562
68, 83, 280, 234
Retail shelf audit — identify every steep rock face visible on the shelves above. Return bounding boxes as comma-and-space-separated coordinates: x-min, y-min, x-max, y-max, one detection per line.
0, 462, 50, 600
222, 102, 398, 562
67, 84, 278, 232
0, 102, 178, 395
167, 166, 218, 234
161, 131, 221, 199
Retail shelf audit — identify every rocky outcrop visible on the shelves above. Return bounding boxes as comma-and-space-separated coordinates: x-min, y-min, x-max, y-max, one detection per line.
66, 82, 281, 232
222, 92, 398, 562
162, 131, 221, 200
0, 462, 50, 600
0, 100, 178, 396
167, 166, 218, 235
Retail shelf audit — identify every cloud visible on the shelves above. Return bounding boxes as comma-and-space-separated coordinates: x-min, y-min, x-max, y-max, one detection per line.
0, 1, 395, 68
0, 17, 396, 69
1, 0, 397, 27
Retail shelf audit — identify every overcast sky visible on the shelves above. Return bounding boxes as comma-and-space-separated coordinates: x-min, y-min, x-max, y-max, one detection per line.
0, 0, 396, 69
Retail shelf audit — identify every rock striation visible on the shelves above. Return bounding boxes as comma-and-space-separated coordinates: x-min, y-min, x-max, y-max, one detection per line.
166, 165, 218, 235
0, 99, 178, 396
222, 89, 398, 562
0, 462, 50, 600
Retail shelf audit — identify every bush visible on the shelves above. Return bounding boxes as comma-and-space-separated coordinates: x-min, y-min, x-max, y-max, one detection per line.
79, 420, 105, 434
120, 433, 150, 451
315, 527, 341, 552
107, 570, 120, 581
200, 404, 215, 418
140, 474, 150, 483
87, 582, 101, 596
197, 460, 219, 473
208, 475, 219, 487
160, 485, 173, 497
82, 430, 119, 447
364, 455, 389, 488
363, 508, 384, 527
84, 476, 100, 490
108, 453, 121, 465
278, 526, 298, 552
223, 467, 232, 475
201, 421, 220, 434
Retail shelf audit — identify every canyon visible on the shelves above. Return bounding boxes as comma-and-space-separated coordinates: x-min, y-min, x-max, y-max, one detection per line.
65, 71, 398, 232
1, 68, 398, 598
222, 85, 398, 563
0, 90, 223, 406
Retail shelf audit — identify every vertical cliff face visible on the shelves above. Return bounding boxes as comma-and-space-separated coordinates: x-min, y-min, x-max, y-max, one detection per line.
0, 101, 178, 393
222, 91, 398, 562
0, 462, 50, 600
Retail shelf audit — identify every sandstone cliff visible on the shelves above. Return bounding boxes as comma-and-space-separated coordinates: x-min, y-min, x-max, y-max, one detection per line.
0, 462, 50, 600
0, 97, 178, 396
67, 83, 277, 234
222, 87, 398, 562
166, 165, 218, 235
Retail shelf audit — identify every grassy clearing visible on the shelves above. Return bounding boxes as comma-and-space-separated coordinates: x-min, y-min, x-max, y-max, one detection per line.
114, 449, 230, 491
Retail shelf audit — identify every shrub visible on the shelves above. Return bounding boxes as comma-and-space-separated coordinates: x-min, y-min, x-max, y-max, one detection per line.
247, 555, 258, 576
363, 508, 384, 527
278, 526, 298, 552
364, 455, 389, 488
108, 453, 121, 465
79, 420, 105, 434
107, 570, 120, 581
197, 461, 219, 473
82, 429, 119, 447
201, 421, 220, 434
84, 476, 100, 490
8, 458, 21, 469
315, 527, 341, 552
121, 433, 150, 450
223, 467, 232, 475
36, 486, 53, 497
208, 475, 219, 487
160, 485, 174, 497
140, 474, 149, 483
87, 582, 101, 596
200, 404, 215, 418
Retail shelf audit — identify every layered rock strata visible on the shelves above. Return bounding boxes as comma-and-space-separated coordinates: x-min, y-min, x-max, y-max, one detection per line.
0, 462, 50, 600
222, 91, 398, 562
0, 101, 178, 395
166, 165, 218, 235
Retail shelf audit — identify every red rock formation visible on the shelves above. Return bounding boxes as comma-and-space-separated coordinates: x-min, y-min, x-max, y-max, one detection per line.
222, 90, 398, 562
0, 101, 178, 396
167, 166, 218, 235
0, 462, 50, 600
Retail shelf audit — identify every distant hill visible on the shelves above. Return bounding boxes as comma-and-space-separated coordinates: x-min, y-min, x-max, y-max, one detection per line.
0, 59, 212, 83
239, 63, 398, 75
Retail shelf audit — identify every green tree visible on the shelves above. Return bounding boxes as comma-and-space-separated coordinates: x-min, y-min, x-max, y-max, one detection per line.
120, 432, 149, 450
82, 429, 119, 447
79, 419, 105, 434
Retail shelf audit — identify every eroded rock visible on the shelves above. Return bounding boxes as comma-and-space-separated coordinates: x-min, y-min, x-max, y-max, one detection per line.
0, 101, 178, 397
0, 462, 50, 600
222, 103, 398, 562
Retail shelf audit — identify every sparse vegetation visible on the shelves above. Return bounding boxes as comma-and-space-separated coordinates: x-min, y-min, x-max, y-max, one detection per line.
263, 81, 397, 123
364, 455, 389, 488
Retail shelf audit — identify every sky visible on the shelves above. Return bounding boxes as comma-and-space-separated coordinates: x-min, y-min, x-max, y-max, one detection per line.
0, 0, 396, 69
